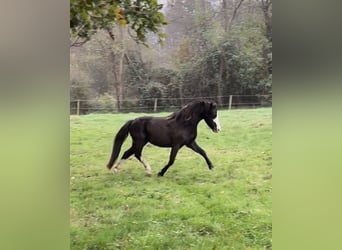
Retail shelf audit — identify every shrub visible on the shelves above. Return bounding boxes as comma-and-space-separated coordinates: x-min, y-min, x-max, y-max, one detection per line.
90, 93, 117, 113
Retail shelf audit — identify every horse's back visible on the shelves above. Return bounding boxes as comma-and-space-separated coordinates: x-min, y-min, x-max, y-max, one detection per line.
130, 116, 172, 147
129, 115, 196, 147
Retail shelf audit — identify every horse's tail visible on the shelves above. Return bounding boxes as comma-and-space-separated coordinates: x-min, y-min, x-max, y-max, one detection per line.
106, 120, 133, 170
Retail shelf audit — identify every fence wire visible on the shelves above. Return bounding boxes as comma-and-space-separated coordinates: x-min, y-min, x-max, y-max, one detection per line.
70, 95, 272, 115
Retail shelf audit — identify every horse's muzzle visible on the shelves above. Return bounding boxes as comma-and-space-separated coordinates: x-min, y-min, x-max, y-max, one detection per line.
213, 117, 221, 132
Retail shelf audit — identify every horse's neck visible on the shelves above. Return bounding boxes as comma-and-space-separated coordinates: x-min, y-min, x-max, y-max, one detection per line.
190, 114, 203, 126
186, 105, 203, 125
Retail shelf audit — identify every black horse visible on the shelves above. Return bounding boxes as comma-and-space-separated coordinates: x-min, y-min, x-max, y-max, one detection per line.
106, 100, 221, 176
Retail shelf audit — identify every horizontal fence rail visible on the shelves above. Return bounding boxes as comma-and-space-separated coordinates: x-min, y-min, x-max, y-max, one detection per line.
70, 95, 272, 115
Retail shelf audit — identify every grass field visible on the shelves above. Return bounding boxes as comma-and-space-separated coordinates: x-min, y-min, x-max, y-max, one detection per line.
70, 108, 272, 250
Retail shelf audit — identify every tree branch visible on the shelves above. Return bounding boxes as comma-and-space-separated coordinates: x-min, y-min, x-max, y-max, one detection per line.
124, 53, 144, 81
70, 24, 89, 47
70, 36, 89, 47
228, 0, 245, 31
107, 30, 115, 41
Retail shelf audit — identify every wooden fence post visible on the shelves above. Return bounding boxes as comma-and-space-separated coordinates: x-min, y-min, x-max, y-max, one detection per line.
154, 98, 158, 112
228, 95, 233, 110
76, 99, 80, 115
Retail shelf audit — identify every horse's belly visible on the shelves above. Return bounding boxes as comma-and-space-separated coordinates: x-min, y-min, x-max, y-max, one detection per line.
148, 137, 172, 147
146, 125, 172, 147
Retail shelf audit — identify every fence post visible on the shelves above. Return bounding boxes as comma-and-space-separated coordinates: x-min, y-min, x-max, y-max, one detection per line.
76, 99, 80, 115
154, 98, 158, 112
228, 95, 233, 110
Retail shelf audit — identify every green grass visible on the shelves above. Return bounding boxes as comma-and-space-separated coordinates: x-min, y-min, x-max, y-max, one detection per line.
70, 108, 272, 250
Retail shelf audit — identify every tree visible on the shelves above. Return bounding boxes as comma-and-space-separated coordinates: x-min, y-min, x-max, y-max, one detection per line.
70, 0, 167, 46
70, 0, 272, 113
259, 0, 272, 43
221, 0, 245, 32
259, 0, 272, 75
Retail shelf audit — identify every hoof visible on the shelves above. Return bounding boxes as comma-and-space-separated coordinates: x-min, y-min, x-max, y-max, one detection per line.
145, 172, 152, 177
157, 172, 164, 177
209, 166, 215, 171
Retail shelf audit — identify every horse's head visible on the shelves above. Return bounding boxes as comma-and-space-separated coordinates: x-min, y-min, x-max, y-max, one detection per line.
202, 101, 221, 133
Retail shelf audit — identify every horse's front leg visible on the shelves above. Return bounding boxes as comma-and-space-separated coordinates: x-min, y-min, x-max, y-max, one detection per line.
158, 145, 181, 176
186, 141, 214, 170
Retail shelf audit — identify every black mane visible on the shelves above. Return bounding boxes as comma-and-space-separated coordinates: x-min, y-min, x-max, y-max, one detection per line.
166, 101, 203, 122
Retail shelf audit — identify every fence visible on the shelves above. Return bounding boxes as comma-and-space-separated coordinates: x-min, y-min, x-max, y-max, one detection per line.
70, 94, 272, 115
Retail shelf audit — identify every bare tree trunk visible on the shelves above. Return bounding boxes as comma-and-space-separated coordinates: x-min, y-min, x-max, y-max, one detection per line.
110, 27, 126, 111
228, 0, 245, 31
110, 50, 119, 110
222, 0, 229, 32
222, 0, 245, 32
260, 0, 272, 75
178, 81, 184, 107
260, 0, 272, 43
117, 26, 125, 111
217, 55, 225, 106
219, 0, 245, 105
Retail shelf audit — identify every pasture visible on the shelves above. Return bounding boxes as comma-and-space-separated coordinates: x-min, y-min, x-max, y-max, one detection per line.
70, 108, 272, 249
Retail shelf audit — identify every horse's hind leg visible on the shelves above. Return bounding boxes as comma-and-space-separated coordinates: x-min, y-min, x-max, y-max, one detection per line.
140, 157, 152, 176
133, 143, 152, 176
113, 146, 134, 173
